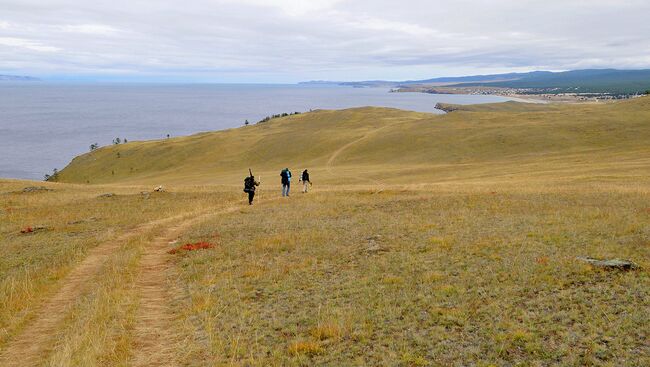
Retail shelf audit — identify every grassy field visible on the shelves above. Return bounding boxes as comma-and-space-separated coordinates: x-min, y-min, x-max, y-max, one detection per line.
169, 185, 648, 366
1, 98, 649, 366
0, 181, 239, 355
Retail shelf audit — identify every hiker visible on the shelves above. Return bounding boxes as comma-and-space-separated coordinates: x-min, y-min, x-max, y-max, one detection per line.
280, 168, 292, 197
243, 171, 260, 205
300, 169, 312, 193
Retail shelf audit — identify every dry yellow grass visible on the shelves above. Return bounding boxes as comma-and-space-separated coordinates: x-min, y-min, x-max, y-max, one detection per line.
168, 185, 648, 366
1, 98, 649, 366
0, 180, 240, 361
56, 97, 650, 189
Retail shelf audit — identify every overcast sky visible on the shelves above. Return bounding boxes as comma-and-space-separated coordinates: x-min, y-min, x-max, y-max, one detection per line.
1, 0, 649, 82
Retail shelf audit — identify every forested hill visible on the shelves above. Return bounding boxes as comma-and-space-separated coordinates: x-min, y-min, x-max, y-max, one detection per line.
304, 69, 650, 94
457, 69, 650, 94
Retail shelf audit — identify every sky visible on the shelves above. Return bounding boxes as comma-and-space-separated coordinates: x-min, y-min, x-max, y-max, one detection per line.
1, 0, 649, 83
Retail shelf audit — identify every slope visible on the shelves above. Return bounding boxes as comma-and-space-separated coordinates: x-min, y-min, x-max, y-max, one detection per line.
57, 97, 650, 186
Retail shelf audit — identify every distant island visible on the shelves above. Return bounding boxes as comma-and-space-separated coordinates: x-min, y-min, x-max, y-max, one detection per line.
0, 74, 39, 81
301, 69, 650, 102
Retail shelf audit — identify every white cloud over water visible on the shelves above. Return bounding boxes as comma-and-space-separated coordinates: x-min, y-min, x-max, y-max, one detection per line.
0, 0, 649, 82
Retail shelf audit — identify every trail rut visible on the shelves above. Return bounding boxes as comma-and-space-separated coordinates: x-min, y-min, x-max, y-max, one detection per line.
325, 124, 394, 191
130, 206, 242, 367
0, 210, 210, 366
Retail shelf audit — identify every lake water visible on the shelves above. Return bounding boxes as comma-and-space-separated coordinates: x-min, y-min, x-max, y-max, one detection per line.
0, 83, 513, 180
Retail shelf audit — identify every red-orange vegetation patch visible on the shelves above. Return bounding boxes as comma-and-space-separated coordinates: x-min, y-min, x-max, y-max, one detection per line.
536, 256, 549, 265
168, 241, 215, 254
20, 226, 33, 234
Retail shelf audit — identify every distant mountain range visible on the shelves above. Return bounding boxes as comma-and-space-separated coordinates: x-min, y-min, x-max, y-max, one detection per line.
0, 74, 39, 81
301, 69, 650, 94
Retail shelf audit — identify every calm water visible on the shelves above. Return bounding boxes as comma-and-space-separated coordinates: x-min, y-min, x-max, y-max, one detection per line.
0, 83, 512, 180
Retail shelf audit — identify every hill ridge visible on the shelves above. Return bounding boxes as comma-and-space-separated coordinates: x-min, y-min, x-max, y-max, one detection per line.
57, 98, 650, 186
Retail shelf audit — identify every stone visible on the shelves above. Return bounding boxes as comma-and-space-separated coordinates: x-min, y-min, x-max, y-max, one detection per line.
576, 257, 639, 271
22, 186, 52, 193
364, 235, 388, 254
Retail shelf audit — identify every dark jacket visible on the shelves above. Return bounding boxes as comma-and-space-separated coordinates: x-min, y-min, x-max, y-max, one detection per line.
281, 169, 292, 185
301, 170, 310, 182
244, 176, 259, 192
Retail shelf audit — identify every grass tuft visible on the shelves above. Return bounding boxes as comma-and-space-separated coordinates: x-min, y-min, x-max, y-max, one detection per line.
288, 341, 323, 356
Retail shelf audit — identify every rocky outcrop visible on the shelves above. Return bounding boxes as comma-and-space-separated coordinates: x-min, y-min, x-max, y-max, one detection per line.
21, 186, 52, 193
434, 103, 462, 113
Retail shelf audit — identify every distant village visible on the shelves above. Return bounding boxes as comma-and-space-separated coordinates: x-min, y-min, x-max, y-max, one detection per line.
394, 85, 647, 102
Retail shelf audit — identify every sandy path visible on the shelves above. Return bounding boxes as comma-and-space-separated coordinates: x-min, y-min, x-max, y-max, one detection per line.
130, 205, 242, 367
0, 211, 209, 367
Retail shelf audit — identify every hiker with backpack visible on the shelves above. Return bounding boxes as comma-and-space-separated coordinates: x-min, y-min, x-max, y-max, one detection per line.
300, 169, 312, 193
243, 169, 260, 205
280, 168, 292, 197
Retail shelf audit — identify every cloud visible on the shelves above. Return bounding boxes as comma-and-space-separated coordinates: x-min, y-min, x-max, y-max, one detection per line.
0, 37, 60, 52
228, 0, 344, 16
61, 24, 120, 36
0, 0, 648, 81
350, 17, 442, 37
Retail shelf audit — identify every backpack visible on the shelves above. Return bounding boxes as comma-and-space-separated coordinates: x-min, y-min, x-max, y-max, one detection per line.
244, 176, 255, 193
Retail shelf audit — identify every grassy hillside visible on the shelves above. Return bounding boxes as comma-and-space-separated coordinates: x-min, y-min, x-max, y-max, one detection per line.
58, 97, 650, 187
3, 98, 649, 366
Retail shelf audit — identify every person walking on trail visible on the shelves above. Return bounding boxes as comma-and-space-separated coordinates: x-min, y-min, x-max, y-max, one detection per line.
243, 171, 260, 205
300, 169, 312, 193
280, 168, 292, 197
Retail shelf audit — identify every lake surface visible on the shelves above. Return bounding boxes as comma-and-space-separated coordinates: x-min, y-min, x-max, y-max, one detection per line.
0, 83, 513, 180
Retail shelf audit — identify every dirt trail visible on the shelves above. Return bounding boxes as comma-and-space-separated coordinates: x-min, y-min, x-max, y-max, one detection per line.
130, 205, 242, 367
325, 124, 393, 191
0, 210, 211, 367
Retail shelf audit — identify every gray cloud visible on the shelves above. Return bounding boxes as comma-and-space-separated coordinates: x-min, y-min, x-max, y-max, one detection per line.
0, 0, 649, 82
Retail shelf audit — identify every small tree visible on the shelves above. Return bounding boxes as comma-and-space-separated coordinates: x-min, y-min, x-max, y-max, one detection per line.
45, 168, 59, 182
123, 138, 128, 143
90, 143, 99, 151
244, 119, 250, 126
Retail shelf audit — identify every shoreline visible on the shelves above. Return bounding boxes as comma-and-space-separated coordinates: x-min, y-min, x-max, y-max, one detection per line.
394, 85, 644, 104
